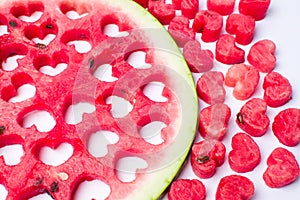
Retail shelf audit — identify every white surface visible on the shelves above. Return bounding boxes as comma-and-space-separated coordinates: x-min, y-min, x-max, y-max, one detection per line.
163, 0, 300, 199
1, 0, 299, 199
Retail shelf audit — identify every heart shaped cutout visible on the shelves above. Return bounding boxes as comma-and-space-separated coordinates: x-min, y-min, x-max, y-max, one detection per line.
216, 34, 245, 65
67, 40, 92, 54
64, 102, 96, 125
216, 175, 254, 199
193, 10, 223, 42
0, 144, 24, 166
28, 193, 53, 200
247, 39, 276, 72
143, 82, 168, 103
148, 0, 175, 25
1, 72, 36, 102
10, 2, 44, 23
236, 98, 270, 137
263, 71, 292, 107
228, 133, 261, 173
198, 103, 231, 140
0, 43, 28, 71
196, 71, 225, 104
116, 156, 148, 182
22, 110, 56, 132
103, 24, 129, 37
263, 147, 299, 188
33, 51, 69, 76
65, 10, 89, 20
24, 21, 58, 47
0, 25, 8, 37
2, 55, 25, 72
126, 51, 151, 69
106, 96, 133, 118
73, 179, 111, 200
19, 11, 43, 23
226, 13, 255, 45
191, 139, 226, 178
168, 16, 195, 47
0, 184, 7, 200
140, 121, 166, 145
225, 63, 259, 100
272, 108, 300, 147
93, 64, 118, 82
88, 130, 119, 158
61, 29, 92, 54
39, 143, 74, 166
183, 40, 214, 73
60, 2, 89, 20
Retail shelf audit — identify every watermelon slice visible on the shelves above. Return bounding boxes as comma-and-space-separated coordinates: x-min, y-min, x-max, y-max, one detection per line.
0, 0, 198, 199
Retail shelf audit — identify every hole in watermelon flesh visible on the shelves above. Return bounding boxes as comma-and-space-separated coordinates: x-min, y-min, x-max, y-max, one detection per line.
0, 184, 7, 200
126, 50, 151, 69
61, 29, 92, 54
116, 156, 148, 183
28, 193, 53, 200
64, 102, 96, 125
0, 144, 24, 166
67, 40, 92, 54
8, 84, 36, 103
73, 179, 111, 200
38, 142, 74, 167
59, 1, 90, 19
2, 55, 25, 71
20, 110, 56, 132
140, 121, 167, 145
19, 11, 43, 23
1, 72, 36, 102
10, 2, 44, 23
0, 134, 24, 166
105, 96, 134, 118
65, 10, 88, 20
0, 25, 8, 36
39, 63, 68, 76
92, 64, 118, 82
88, 130, 119, 158
32, 34, 56, 46
33, 50, 69, 76
103, 24, 129, 38
143, 81, 168, 102
0, 43, 28, 71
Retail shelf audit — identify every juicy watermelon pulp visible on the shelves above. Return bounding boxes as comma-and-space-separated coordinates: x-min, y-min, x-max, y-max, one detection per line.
0, 0, 198, 199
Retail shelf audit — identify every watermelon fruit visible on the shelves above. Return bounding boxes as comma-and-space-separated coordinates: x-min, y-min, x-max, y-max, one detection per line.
0, 0, 198, 199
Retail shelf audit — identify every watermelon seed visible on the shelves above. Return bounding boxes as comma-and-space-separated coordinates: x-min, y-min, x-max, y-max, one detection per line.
33, 177, 44, 186
50, 182, 59, 193
197, 155, 210, 163
46, 24, 53, 29
89, 58, 94, 68
237, 112, 244, 124
0, 126, 5, 135
9, 20, 17, 27
36, 43, 47, 49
